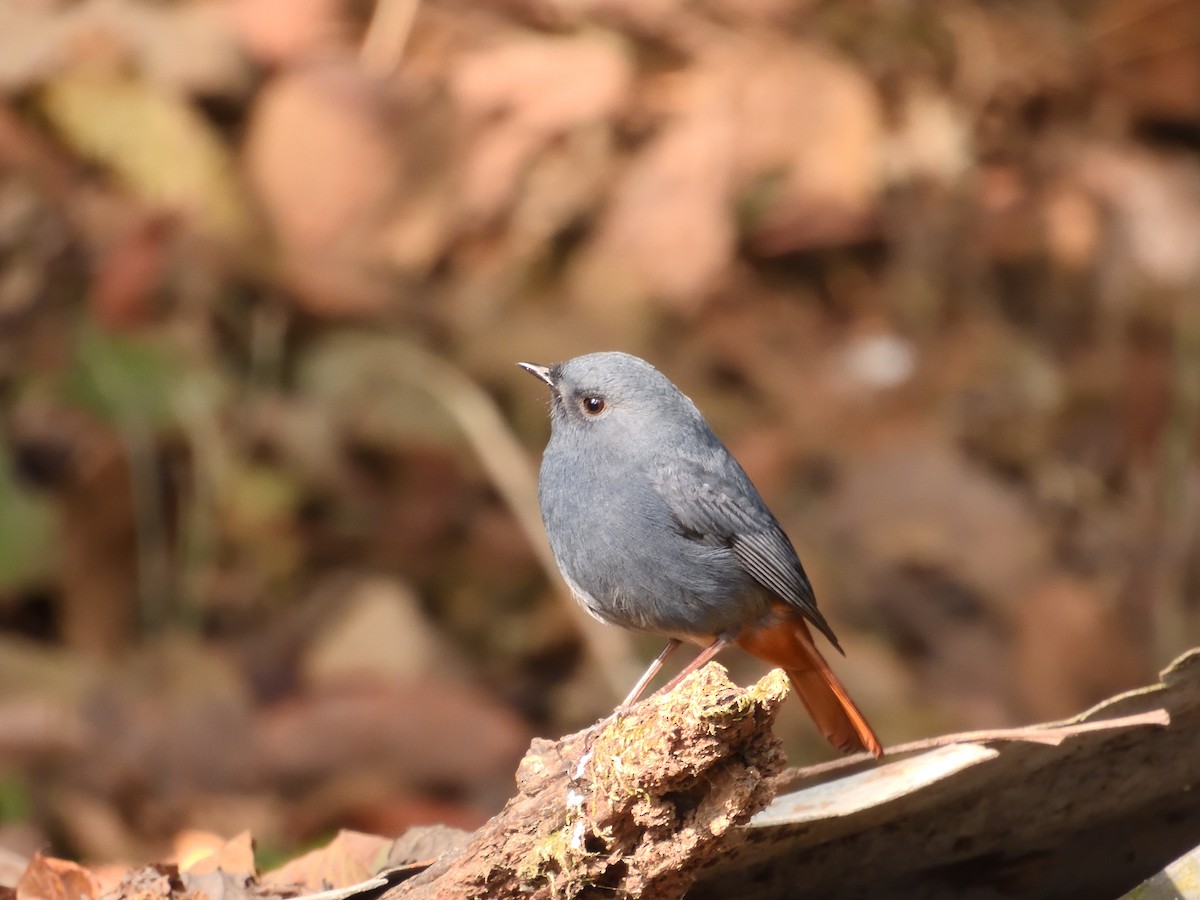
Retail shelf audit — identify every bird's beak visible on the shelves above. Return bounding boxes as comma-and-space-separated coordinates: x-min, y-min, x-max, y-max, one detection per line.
517, 362, 554, 387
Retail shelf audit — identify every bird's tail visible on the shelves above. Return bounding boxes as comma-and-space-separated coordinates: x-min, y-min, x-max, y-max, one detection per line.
737, 612, 883, 758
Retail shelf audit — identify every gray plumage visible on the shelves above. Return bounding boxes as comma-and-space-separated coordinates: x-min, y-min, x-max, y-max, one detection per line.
520, 351, 842, 651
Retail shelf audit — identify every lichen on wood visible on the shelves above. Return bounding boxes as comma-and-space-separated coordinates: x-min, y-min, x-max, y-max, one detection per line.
390, 664, 789, 900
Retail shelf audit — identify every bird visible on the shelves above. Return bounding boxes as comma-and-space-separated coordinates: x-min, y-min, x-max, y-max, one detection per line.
519, 351, 882, 757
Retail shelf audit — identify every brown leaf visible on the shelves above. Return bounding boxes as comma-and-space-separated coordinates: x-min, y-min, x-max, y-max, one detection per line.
1092, 0, 1200, 123
244, 60, 398, 258
882, 81, 972, 187
243, 59, 455, 313
1079, 145, 1200, 288
0, 0, 249, 95
571, 62, 735, 313
451, 34, 632, 225
16, 854, 99, 900
262, 830, 391, 892
500, 0, 690, 36
730, 40, 884, 252
221, 0, 353, 65
172, 833, 230, 874
1041, 179, 1102, 272
301, 578, 463, 688
180, 831, 256, 878
88, 214, 176, 330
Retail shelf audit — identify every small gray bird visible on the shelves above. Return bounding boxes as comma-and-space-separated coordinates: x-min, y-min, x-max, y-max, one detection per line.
520, 351, 882, 757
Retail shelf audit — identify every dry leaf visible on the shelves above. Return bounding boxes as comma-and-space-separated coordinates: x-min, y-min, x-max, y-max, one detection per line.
262, 830, 391, 891
173, 832, 233, 874
1041, 178, 1102, 271
177, 868, 253, 900
302, 578, 462, 687
571, 62, 735, 313
16, 854, 99, 900
1092, 0, 1200, 122
88, 213, 175, 329
882, 81, 973, 187
244, 62, 398, 254
1080, 145, 1200, 288
221, 0, 353, 65
39, 70, 255, 245
730, 40, 884, 252
180, 831, 256, 878
243, 59, 454, 313
0, 0, 249, 95
451, 33, 632, 225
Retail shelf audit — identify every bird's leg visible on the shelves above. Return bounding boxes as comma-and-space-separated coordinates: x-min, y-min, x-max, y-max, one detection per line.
617, 639, 682, 710
582, 639, 682, 772
658, 635, 732, 695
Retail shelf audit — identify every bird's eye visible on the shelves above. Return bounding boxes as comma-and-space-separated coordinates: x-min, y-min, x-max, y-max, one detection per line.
581, 396, 606, 416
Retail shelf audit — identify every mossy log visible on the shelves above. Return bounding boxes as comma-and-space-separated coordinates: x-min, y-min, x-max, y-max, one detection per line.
390, 665, 789, 899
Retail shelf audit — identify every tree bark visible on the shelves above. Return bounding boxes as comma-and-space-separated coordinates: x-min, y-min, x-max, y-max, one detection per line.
390, 665, 789, 900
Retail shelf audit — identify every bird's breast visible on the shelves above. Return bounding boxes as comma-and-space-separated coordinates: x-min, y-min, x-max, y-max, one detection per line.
538, 464, 771, 638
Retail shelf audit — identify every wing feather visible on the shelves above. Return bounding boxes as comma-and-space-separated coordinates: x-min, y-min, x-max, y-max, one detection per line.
655, 454, 843, 652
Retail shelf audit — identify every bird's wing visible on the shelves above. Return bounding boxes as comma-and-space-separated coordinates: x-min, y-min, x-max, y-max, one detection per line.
653, 453, 843, 652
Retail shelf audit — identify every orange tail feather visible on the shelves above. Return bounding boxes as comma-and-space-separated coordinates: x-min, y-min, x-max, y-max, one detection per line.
737, 613, 883, 758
